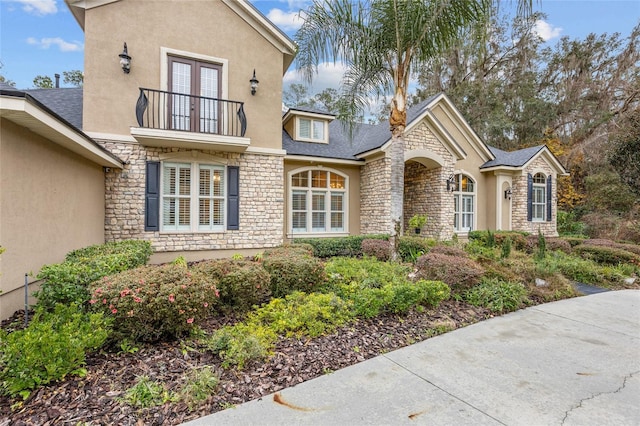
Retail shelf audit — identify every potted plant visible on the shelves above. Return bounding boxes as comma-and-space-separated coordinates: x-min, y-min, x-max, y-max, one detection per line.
408, 214, 427, 235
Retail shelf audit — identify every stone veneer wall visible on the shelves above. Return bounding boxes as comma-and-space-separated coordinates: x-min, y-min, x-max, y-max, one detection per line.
511, 156, 558, 237
360, 157, 391, 235
99, 140, 284, 252
403, 122, 456, 240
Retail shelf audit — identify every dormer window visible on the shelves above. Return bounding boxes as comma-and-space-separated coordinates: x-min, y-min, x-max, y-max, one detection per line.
297, 117, 327, 143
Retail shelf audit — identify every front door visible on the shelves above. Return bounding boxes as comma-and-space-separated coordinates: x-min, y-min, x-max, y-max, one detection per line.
168, 56, 222, 134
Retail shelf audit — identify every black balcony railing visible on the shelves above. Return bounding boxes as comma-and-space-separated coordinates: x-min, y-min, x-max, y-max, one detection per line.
135, 88, 247, 137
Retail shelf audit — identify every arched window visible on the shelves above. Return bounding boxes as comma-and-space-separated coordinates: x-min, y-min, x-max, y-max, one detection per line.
532, 172, 546, 221
453, 173, 475, 232
290, 169, 347, 234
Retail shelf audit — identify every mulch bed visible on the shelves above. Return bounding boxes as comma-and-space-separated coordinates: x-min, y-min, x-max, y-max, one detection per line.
0, 300, 492, 426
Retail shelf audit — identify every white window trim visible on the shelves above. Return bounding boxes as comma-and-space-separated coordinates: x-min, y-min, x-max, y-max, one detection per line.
295, 117, 329, 143
453, 171, 477, 233
287, 167, 349, 237
160, 160, 227, 233
532, 172, 547, 222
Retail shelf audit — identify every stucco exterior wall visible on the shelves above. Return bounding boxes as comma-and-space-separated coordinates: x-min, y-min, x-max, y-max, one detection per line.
0, 119, 105, 318
82, 0, 285, 150
283, 160, 361, 239
512, 157, 559, 236
99, 140, 284, 255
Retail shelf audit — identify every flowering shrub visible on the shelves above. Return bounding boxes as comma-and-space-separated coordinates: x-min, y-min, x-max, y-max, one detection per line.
88, 263, 219, 342
262, 249, 326, 297
361, 239, 392, 261
415, 252, 484, 294
192, 259, 271, 311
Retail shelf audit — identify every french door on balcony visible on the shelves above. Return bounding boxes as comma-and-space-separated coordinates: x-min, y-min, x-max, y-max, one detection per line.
169, 56, 222, 134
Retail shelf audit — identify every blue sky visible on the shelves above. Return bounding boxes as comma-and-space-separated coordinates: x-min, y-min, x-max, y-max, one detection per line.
0, 0, 638, 91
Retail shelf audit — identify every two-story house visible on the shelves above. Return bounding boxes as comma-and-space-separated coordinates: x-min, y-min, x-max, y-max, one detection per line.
0, 0, 566, 319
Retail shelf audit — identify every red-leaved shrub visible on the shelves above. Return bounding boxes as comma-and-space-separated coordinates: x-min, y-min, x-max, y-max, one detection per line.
415, 252, 484, 293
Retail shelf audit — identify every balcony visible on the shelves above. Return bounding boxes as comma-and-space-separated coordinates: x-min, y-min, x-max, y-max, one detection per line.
130, 88, 250, 152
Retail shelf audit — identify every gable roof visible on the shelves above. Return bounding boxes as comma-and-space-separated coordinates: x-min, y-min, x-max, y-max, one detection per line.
283, 94, 470, 162
65, 0, 297, 73
0, 87, 123, 168
482, 145, 568, 175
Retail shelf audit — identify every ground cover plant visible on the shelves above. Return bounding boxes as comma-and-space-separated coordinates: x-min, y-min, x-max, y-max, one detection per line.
1, 235, 638, 424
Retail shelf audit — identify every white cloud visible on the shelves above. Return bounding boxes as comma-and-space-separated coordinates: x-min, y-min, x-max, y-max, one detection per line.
14, 0, 57, 16
266, 8, 303, 32
27, 37, 83, 52
532, 19, 562, 41
284, 61, 348, 91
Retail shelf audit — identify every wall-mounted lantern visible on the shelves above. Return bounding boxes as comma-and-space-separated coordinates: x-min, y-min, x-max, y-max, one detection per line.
250, 69, 259, 95
119, 42, 131, 74
446, 174, 456, 192
504, 188, 512, 200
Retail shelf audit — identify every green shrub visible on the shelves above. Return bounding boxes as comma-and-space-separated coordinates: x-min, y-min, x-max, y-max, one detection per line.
429, 244, 468, 258
536, 230, 547, 261
464, 278, 529, 313
573, 245, 640, 267
387, 280, 450, 314
361, 239, 392, 261
0, 304, 111, 399
293, 235, 388, 258
557, 211, 587, 237
192, 259, 270, 311
34, 240, 153, 310
262, 250, 326, 297
578, 239, 640, 257
469, 231, 529, 251
501, 237, 512, 259
89, 264, 218, 342
205, 323, 277, 369
415, 252, 484, 293
263, 244, 314, 258
324, 256, 411, 290
179, 366, 219, 410
324, 258, 449, 317
247, 291, 353, 338
539, 251, 634, 288
398, 236, 437, 262
120, 375, 175, 408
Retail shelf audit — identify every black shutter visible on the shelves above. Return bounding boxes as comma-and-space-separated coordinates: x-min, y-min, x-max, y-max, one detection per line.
145, 161, 160, 231
227, 166, 239, 230
527, 173, 533, 222
546, 175, 552, 222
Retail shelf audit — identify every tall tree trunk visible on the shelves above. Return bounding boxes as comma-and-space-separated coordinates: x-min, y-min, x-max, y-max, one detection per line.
389, 87, 407, 260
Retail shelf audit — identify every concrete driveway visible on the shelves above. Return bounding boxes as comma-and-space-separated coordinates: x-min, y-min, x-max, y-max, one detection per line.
184, 290, 640, 425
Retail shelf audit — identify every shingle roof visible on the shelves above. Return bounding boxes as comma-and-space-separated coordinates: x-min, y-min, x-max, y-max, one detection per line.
24, 88, 84, 130
283, 95, 442, 160
481, 145, 544, 169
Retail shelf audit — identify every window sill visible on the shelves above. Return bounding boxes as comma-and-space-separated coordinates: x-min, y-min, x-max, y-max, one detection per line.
288, 232, 349, 239
159, 229, 226, 234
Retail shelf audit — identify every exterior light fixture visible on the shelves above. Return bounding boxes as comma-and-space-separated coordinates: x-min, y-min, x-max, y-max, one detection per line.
119, 42, 131, 74
504, 188, 512, 200
250, 69, 259, 95
446, 174, 456, 192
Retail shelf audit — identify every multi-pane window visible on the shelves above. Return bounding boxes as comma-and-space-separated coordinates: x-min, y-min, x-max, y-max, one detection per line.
532, 173, 546, 221
297, 118, 326, 142
453, 173, 475, 232
162, 162, 225, 231
291, 169, 346, 233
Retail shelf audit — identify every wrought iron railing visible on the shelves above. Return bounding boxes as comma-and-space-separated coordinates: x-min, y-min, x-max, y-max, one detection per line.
135, 88, 247, 137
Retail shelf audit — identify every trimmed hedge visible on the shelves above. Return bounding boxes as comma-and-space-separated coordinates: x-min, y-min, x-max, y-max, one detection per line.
293, 235, 388, 258
262, 246, 326, 297
415, 252, 484, 293
573, 245, 640, 267
192, 259, 271, 311
34, 240, 153, 310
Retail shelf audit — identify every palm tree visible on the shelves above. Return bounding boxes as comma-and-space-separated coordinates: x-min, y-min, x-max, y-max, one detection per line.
295, 0, 531, 258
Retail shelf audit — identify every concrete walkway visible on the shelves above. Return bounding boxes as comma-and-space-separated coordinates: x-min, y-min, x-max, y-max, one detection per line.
184, 290, 640, 426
